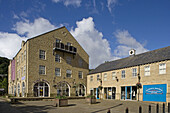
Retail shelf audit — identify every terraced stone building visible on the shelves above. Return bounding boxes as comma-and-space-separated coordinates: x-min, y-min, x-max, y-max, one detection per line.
87, 46, 170, 103
8, 27, 89, 97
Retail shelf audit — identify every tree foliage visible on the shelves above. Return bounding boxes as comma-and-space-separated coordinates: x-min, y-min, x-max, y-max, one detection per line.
0, 57, 9, 74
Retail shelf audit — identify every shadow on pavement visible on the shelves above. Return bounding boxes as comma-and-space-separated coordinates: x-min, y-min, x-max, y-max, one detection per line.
91, 103, 123, 113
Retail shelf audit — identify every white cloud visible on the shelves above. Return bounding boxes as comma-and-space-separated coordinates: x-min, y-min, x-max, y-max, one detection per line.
13, 18, 56, 38
0, 32, 26, 59
70, 17, 117, 69
114, 30, 148, 57
52, 0, 82, 7
107, 0, 118, 13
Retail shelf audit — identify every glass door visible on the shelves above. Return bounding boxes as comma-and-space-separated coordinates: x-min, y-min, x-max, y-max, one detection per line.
126, 86, 132, 100
39, 86, 44, 97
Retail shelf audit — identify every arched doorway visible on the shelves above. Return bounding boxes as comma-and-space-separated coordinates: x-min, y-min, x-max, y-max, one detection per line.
56, 82, 70, 96
22, 82, 25, 97
33, 82, 49, 97
76, 84, 86, 96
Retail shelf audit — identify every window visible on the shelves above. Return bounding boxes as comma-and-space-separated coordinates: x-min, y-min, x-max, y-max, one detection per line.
21, 67, 23, 76
56, 39, 61, 43
97, 75, 100, 81
132, 68, 137, 77
145, 66, 150, 76
24, 50, 26, 60
121, 70, 125, 78
55, 54, 60, 62
66, 56, 72, 64
78, 71, 83, 79
55, 68, 60, 76
112, 72, 116, 80
39, 65, 45, 75
66, 70, 72, 78
39, 50, 45, 60
67, 42, 71, 46
159, 63, 166, 74
104, 73, 107, 81
90, 76, 93, 81
79, 58, 83, 67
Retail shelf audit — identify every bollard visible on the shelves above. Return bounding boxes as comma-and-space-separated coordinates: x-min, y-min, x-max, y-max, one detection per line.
149, 105, 151, 113
139, 106, 142, 113
163, 103, 165, 113
157, 104, 159, 113
125, 107, 129, 113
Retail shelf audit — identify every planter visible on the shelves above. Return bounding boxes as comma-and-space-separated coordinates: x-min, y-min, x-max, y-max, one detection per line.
54, 99, 68, 107
86, 97, 96, 104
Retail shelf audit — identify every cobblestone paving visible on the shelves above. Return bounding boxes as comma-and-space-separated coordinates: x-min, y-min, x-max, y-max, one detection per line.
0, 98, 168, 113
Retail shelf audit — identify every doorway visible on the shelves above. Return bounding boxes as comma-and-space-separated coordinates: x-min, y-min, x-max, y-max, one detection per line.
33, 82, 49, 97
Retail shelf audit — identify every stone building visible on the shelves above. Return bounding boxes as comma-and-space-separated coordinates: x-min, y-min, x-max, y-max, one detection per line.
87, 46, 170, 103
8, 27, 89, 97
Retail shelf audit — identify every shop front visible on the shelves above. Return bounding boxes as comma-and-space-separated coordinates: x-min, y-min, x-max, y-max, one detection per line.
104, 87, 116, 99
121, 86, 137, 100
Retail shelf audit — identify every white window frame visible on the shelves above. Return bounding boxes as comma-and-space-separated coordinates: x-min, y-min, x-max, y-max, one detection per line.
66, 69, 72, 78
39, 65, 46, 75
144, 66, 150, 76
55, 54, 60, 62
112, 72, 116, 80
39, 50, 46, 60
104, 73, 107, 81
132, 68, 137, 77
159, 63, 166, 74
55, 68, 61, 76
78, 71, 83, 79
121, 70, 125, 78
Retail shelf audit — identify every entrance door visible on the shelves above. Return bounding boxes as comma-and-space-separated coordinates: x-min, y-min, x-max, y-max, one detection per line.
96, 88, 99, 99
126, 86, 131, 99
39, 86, 44, 97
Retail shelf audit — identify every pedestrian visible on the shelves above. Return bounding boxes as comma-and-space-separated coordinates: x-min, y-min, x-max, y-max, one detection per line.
107, 109, 110, 113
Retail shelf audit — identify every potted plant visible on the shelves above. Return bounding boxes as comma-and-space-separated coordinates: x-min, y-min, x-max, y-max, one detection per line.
86, 95, 96, 104
54, 96, 68, 107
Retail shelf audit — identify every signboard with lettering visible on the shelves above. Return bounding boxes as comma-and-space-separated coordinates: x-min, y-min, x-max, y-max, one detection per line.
143, 84, 166, 102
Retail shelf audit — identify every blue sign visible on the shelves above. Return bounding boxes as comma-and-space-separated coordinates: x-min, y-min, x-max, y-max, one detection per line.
143, 84, 167, 102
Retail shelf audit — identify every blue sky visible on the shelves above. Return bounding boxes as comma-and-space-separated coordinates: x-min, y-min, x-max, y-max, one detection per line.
0, 0, 170, 69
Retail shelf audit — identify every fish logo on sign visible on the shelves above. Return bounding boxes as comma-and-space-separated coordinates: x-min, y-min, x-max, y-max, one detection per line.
145, 88, 163, 94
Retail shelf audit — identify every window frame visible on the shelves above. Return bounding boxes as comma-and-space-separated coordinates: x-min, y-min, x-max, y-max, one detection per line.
39, 50, 46, 60
144, 66, 150, 76
112, 72, 116, 80
97, 75, 100, 81
103, 73, 107, 81
159, 63, 166, 74
66, 69, 72, 78
132, 68, 137, 77
55, 68, 61, 76
90, 76, 93, 81
121, 70, 125, 79
39, 65, 46, 75
66, 56, 72, 64
55, 54, 60, 62
78, 71, 83, 79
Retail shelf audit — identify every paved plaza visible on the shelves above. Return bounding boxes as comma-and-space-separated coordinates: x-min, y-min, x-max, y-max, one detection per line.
0, 98, 168, 113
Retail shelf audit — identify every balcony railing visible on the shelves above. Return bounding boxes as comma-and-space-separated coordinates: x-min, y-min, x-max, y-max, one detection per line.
53, 42, 77, 55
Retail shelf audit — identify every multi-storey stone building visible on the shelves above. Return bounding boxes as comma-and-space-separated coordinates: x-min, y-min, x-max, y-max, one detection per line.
87, 46, 170, 103
8, 27, 89, 97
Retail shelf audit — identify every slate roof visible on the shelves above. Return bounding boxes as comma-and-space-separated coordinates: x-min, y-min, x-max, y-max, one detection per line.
89, 46, 170, 75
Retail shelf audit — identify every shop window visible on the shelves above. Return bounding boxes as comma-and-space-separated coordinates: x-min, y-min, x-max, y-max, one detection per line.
144, 66, 150, 76
39, 65, 46, 75
121, 70, 125, 78
78, 71, 83, 79
66, 70, 72, 78
132, 68, 137, 77
39, 50, 46, 60
55, 54, 60, 62
55, 68, 61, 76
159, 63, 166, 74
104, 73, 107, 81
112, 72, 116, 80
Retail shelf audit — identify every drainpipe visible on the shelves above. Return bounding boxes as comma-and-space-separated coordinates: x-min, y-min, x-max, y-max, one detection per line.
138, 65, 141, 101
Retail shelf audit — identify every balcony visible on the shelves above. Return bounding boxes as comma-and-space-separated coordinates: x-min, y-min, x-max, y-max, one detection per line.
53, 42, 77, 55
